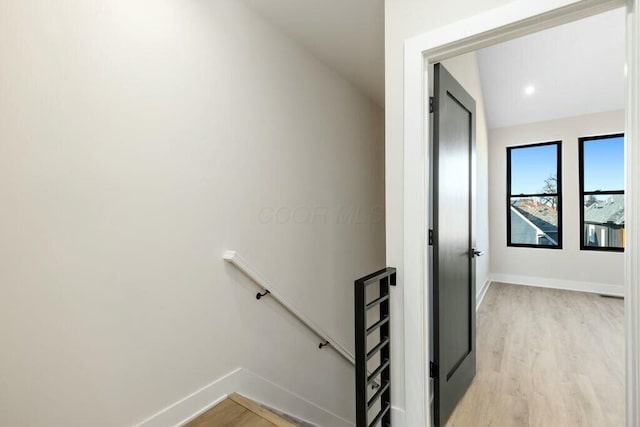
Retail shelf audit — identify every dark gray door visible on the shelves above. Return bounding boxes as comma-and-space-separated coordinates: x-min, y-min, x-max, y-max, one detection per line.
432, 63, 477, 426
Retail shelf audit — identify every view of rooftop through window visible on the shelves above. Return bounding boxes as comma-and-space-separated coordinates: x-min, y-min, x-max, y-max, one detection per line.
507, 142, 562, 248
580, 134, 625, 251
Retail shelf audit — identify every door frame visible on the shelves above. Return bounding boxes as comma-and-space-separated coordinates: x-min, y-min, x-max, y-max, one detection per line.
402, 0, 639, 426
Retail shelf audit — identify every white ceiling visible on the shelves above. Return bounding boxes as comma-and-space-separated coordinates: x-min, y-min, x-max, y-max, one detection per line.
241, 0, 384, 106
477, 8, 626, 129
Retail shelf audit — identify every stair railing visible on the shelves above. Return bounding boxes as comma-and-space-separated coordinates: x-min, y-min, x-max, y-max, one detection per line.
355, 267, 396, 427
223, 250, 355, 365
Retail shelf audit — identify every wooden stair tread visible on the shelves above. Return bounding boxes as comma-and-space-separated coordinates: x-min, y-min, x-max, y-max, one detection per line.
185, 393, 297, 427
228, 393, 296, 427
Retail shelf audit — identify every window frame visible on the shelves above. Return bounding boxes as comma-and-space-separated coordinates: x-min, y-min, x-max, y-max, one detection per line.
506, 140, 563, 249
578, 133, 625, 252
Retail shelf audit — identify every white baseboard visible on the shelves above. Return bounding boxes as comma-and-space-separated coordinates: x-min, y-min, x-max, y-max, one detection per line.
134, 367, 242, 427
476, 279, 492, 310
135, 367, 354, 427
491, 273, 624, 297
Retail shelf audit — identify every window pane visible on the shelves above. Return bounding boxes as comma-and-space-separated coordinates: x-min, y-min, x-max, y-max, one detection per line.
583, 194, 624, 249
510, 196, 559, 246
583, 136, 624, 192
510, 144, 558, 195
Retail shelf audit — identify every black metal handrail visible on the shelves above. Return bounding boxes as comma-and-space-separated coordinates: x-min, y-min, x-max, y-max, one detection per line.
355, 267, 396, 427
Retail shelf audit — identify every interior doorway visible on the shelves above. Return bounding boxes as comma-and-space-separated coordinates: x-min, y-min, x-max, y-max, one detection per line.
401, 0, 639, 425
429, 6, 626, 426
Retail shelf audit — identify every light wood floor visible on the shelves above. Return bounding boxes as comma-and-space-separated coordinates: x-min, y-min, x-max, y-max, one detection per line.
186, 393, 296, 427
446, 282, 625, 427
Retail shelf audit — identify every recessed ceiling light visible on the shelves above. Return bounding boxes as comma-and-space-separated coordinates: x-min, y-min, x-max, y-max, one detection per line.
524, 85, 536, 96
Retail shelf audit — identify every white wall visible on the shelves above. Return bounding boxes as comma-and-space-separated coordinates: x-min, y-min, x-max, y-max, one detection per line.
0, 1, 384, 426
384, 0, 513, 414
489, 110, 625, 294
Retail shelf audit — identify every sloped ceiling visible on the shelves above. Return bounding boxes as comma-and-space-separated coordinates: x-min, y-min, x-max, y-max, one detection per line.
241, 0, 384, 107
477, 8, 625, 129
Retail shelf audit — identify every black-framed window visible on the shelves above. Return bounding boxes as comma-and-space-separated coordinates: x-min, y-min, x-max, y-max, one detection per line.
579, 133, 625, 252
507, 141, 562, 248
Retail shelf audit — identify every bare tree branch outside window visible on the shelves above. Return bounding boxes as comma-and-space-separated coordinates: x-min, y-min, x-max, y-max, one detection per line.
539, 174, 557, 209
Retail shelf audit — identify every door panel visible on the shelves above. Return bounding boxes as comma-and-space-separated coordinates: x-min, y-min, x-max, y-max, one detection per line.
433, 63, 477, 426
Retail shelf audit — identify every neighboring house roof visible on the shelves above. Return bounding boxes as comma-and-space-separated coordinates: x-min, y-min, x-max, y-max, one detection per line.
511, 199, 558, 235
510, 206, 553, 244
584, 194, 625, 225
